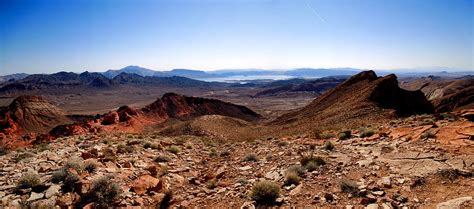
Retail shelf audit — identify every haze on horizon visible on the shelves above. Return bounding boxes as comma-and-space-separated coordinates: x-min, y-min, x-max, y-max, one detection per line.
0, 0, 473, 75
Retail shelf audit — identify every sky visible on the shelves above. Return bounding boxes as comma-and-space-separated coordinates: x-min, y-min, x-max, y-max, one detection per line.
0, 0, 473, 75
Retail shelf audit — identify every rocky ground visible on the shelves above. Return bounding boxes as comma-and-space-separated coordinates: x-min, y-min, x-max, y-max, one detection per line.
0, 114, 472, 208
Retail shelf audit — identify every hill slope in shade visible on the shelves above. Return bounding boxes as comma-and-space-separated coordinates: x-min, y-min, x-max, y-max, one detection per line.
272, 71, 434, 130
400, 76, 474, 112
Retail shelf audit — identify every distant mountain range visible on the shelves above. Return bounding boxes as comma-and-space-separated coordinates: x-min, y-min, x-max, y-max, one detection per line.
1, 65, 472, 84
0, 71, 222, 94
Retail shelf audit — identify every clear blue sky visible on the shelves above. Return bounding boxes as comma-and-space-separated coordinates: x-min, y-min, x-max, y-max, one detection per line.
0, 0, 472, 74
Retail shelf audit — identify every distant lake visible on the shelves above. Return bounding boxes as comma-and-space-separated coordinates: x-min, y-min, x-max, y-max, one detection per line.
197, 75, 296, 83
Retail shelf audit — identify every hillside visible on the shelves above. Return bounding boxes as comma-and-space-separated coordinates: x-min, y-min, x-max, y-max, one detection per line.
272, 71, 433, 130
0, 96, 72, 147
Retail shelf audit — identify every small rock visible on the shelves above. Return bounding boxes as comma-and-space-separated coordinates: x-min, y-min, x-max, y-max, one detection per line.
436, 196, 472, 209
289, 184, 302, 196
239, 166, 252, 171
365, 204, 379, 209
240, 201, 256, 209
27, 192, 44, 201
45, 184, 61, 198
372, 191, 385, 196
131, 175, 161, 195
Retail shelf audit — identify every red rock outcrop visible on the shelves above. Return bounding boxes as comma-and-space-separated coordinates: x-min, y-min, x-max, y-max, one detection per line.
142, 93, 261, 122
0, 96, 71, 136
41, 93, 261, 139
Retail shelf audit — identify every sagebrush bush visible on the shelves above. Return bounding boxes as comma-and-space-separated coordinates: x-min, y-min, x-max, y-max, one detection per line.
321, 133, 336, 139
359, 129, 375, 138
305, 161, 319, 172
340, 178, 359, 196
219, 150, 231, 157
154, 155, 171, 163
86, 176, 121, 207
0, 145, 7, 156
52, 158, 84, 192
17, 172, 40, 189
209, 148, 217, 157
101, 147, 117, 162
286, 165, 305, 177
84, 161, 98, 173
12, 152, 34, 163
338, 130, 351, 140
421, 131, 435, 139
167, 145, 181, 154
284, 172, 300, 186
251, 181, 280, 205
116, 144, 134, 154
206, 179, 218, 189
64, 157, 84, 173
243, 153, 259, 162
300, 156, 326, 167
159, 191, 173, 209
323, 141, 335, 151
277, 141, 288, 147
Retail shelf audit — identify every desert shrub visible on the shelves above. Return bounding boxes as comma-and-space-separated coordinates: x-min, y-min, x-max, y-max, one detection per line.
266, 154, 275, 161
410, 176, 426, 187
64, 157, 84, 173
12, 152, 34, 163
422, 119, 436, 126
84, 161, 98, 173
300, 156, 326, 167
174, 137, 187, 145
159, 191, 173, 209
101, 147, 117, 162
126, 139, 141, 145
0, 145, 7, 156
143, 141, 161, 150
421, 131, 435, 139
286, 165, 305, 177
206, 179, 218, 189
321, 133, 336, 139
436, 169, 471, 181
340, 178, 359, 196
338, 130, 351, 140
236, 178, 248, 185
219, 150, 231, 157
323, 141, 335, 151
277, 141, 288, 147
311, 130, 321, 139
17, 172, 40, 189
35, 143, 50, 152
243, 153, 259, 162
154, 155, 171, 163
84, 176, 121, 207
52, 158, 84, 192
305, 161, 320, 172
250, 181, 280, 205
185, 143, 193, 149
51, 168, 80, 192
209, 148, 217, 157
167, 145, 181, 154
116, 144, 134, 154
359, 129, 375, 138
143, 142, 152, 149
284, 172, 300, 186
159, 165, 169, 176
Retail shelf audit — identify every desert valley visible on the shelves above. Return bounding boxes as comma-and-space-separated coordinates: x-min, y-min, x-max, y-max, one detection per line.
0, 67, 472, 208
